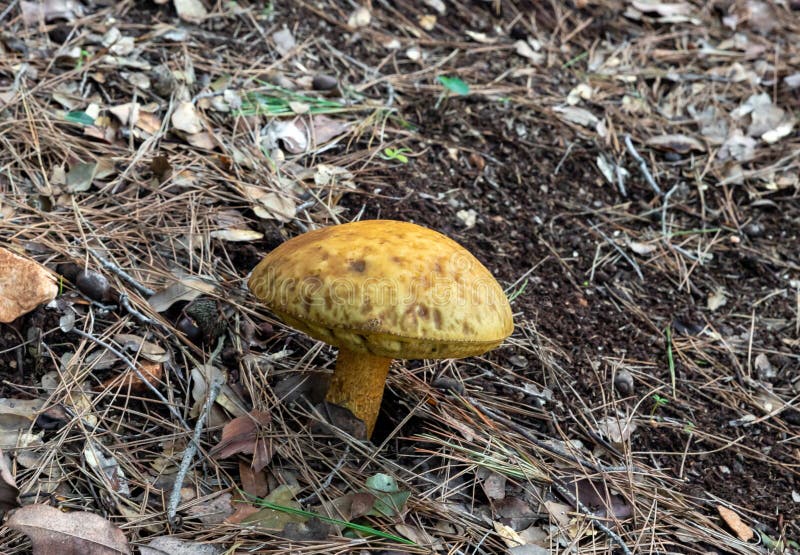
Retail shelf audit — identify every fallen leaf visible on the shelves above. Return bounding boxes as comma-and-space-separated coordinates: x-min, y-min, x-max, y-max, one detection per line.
0, 448, 19, 514
0, 248, 58, 323
494, 521, 524, 548
596, 415, 638, 443
7, 504, 131, 555
99, 360, 163, 392
21, 0, 84, 24
239, 460, 268, 498
148, 278, 217, 312
66, 162, 99, 192
718, 505, 754, 541
109, 335, 166, 362
190, 364, 247, 420
141, 536, 223, 555
171, 102, 203, 134
185, 493, 234, 525
209, 410, 273, 472
174, 0, 207, 23
646, 134, 705, 153
84, 441, 130, 496
242, 485, 305, 531
717, 129, 757, 162
364, 473, 411, 517
553, 106, 599, 129
272, 27, 295, 55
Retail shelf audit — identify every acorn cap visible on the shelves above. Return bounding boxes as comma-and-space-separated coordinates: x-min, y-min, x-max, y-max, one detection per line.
248, 220, 513, 359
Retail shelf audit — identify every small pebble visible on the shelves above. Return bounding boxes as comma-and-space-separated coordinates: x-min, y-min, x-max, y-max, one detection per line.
76, 269, 111, 302
614, 369, 634, 395
312, 74, 338, 91
744, 222, 765, 238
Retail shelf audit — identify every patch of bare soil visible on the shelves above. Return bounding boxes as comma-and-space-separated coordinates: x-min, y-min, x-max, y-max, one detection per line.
0, 0, 799, 553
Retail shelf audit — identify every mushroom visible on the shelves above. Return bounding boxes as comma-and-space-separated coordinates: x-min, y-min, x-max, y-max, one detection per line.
248, 220, 513, 438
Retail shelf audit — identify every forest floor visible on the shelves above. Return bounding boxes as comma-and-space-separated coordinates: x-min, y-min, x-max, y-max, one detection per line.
0, 0, 799, 553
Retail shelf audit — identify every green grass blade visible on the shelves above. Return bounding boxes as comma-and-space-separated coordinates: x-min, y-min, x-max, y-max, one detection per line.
249, 498, 416, 546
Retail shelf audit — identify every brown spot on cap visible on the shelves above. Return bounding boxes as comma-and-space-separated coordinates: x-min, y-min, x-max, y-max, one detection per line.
349, 259, 366, 273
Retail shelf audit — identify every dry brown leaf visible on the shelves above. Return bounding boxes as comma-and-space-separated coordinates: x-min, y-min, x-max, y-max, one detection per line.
185, 493, 234, 525
148, 278, 217, 312
0, 248, 58, 323
7, 504, 131, 555
238, 460, 268, 497
98, 360, 163, 392
171, 102, 203, 134
718, 505, 754, 541
209, 410, 273, 472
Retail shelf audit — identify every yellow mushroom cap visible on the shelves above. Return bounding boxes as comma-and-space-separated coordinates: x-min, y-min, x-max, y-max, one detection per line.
248, 220, 513, 359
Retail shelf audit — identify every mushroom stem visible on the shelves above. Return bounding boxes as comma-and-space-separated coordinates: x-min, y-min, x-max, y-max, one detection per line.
325, 347, 392, 438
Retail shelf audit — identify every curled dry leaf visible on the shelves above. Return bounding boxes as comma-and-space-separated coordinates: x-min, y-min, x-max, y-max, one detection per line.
0, 247, 58, 323
84, 441, 130, 496
171, 102, 203, 134
7, 504, 131, 555
718, 505, 754, 542
242, 185, 296, 223
646, 134, 705, 153
209, 410, 273, 473
596, 415, 638, 443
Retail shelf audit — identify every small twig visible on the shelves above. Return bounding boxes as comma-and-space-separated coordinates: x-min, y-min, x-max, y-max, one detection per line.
298, 445, 351, 505
615, 161, 628, 197
89, 248, 155, 297
167, 337, 226, 525
588, 221, 644, 282
119, 293, 159, 326
624, 135, 662, 195
0, 0, 19, 23
553, 142, 574, 175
